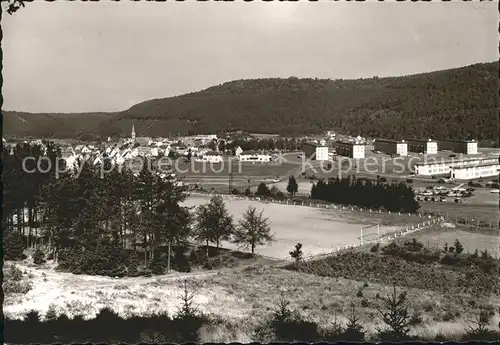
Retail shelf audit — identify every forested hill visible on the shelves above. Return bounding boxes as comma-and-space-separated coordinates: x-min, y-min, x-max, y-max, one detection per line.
4, 62, 499, 143
2, 111, 116, 140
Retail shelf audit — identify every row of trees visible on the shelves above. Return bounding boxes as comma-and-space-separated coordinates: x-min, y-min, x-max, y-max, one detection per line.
2, 142, 274, 275
194, 195, 274, 258
310, 176, 420, 213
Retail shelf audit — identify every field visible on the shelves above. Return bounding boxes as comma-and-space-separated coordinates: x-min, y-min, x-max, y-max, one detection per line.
183, 195, 424, 260
396, 224, 500, 258
5, 260, 500, 342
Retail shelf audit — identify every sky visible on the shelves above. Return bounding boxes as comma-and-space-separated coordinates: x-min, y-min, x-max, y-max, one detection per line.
2, 1, 498, 113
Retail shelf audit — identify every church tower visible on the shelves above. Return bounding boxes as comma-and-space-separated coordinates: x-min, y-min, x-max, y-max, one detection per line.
131, 124, 136, 142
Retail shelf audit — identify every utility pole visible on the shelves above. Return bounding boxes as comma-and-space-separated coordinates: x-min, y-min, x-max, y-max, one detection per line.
360, 227, 363, 246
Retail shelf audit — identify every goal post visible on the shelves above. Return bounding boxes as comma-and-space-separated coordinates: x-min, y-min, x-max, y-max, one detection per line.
359, 223, 381, 246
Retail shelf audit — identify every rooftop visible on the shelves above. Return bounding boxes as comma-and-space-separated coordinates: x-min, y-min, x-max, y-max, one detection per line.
375, 139, 406, 144
303, 142, 327, 147
406, 138, 436, 143
334, 140, 364, 146
437, 139, 476, 143
414, 156, 498, 166
451, 162, 500, 170
240, 150, 271, 155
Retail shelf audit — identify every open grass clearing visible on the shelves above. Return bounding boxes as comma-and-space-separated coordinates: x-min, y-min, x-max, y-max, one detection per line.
396, 224, 500, 258
4, 260, 499, 341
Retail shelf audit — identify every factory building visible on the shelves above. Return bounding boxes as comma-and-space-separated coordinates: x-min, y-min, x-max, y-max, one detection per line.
437, 139, 478, 155
374, 139, 408, 156
406, 139, 438, 155
302, 143, 329, 161
333, 141, 365, 159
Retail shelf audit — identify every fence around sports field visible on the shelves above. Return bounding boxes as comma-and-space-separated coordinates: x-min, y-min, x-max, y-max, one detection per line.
189, 190, 449, 262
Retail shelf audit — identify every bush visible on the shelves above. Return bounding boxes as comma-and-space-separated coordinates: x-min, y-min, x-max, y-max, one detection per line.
370, 243, 380, 252
172, 246, 192, 273
255, 182, 271, 197
275, 191, 286, 199
268, 295, 321, 342
3, 231, 26, 260
244, 187, 251, 196
33, 249, 46, 265
58, 241, 132, 277
403, 238, 424, 252
149, 254, 166, 275
3, 265, 33, 294
231, 188, 240, 195
356, 289, 364, 298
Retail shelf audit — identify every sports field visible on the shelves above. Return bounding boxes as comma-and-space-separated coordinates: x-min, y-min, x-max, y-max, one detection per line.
183, 195, 412, 259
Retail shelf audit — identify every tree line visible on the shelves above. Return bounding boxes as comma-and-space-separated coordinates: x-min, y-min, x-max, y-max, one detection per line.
2, 142, 274, 276
310, 176, 420, 213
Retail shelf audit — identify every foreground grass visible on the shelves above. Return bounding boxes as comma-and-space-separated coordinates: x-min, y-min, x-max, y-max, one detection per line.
4, 259, 499, 341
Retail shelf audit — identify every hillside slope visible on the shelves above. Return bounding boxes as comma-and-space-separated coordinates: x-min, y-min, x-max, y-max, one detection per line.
100, 62, 500, 143
2, 111, 116, 139
4, 62, 498, 143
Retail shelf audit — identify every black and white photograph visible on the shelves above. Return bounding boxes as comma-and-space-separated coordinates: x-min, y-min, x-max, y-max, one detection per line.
2, 0, 499, 343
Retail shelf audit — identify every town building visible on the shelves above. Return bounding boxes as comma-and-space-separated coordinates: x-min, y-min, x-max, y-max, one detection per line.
238, 151, 272, 162
195, 151, 223, 163
373, 139, 408, 156
437, 139, 478, 155
414, 156, 498, 178
407, 139, 438, 155
302, 143, 329, 161
333, 141, 365, 159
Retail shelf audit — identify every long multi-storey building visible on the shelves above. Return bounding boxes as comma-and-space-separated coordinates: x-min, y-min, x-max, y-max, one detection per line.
302, 143, 329, 161
406, 139, 438, 155
374, 139, 408, 156
450, 162, 500, 180
437, 139, 478, 155
414, 156, 498, 178
333, 141, 365, 159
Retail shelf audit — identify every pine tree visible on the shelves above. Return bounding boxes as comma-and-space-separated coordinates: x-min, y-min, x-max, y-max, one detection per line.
286, 176, 298, 197
454, 239, 464, 254
289, 243, 303, 267
376, 285, 411, 341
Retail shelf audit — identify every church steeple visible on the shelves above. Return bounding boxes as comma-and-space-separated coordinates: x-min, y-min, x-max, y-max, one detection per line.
131, 124, 136, 141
